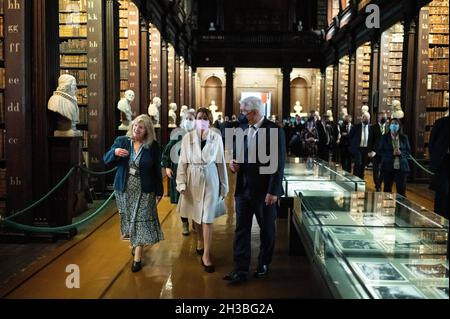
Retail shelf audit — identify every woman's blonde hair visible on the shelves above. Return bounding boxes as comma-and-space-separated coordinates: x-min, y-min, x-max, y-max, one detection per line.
126, 114, 156, 147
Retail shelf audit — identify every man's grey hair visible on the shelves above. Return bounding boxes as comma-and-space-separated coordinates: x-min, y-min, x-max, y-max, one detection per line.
240, 96, 264, 114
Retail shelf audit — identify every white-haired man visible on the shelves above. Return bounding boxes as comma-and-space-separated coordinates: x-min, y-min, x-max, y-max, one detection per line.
224, 96, 286, 284
349, 111, 372, 179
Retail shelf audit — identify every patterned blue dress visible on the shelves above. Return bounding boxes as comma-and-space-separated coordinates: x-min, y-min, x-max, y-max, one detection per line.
115, 149, 164, 248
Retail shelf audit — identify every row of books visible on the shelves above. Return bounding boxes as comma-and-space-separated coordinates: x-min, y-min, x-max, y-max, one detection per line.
60, 25, 87, 37
427, 74, 449, 90
60, 69, 88, 86
427, 91, 450, 108
429, 34, 449, 44
120, 50, 129, 60
389, 80, 401, 88
429, 24, 449, 33
0, 16, 3, 38
120, 80, 129, 91
0, 68, 5, 89
428, 59, 449, 73
77, 88, 88, 105
428, 47, 449, 58
59, 12, 87, 24
60, 39, 87, 52
119, 39, 128, 49
82, 130, 89, 149
79, 106, 89, 124
59, 0, 87, 12
389, 43, 403, 52
426, 110, 448, 125
60, 54, 88, 68
429, 7, 449, 15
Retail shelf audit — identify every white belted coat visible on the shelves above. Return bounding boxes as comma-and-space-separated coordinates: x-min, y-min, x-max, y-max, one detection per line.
176, 129, 228, 224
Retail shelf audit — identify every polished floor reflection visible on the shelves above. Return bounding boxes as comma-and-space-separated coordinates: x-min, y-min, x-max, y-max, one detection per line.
4, 169, 323, 299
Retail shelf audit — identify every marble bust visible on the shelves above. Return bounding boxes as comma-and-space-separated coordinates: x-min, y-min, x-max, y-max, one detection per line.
169, 102, 178, 127
290, 100, 303, 118
148, 96, 161, 127
47, 74, 82, 137
117, 90, 135, 131
179, 105, 189, 122
391, 99, 404, 119
209, 100, 222, 123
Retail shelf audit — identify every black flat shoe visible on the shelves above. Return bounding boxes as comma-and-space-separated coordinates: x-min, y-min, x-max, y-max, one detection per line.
201, 257, 215, 273
254, 265, 269, 279
131, 261, 142, 272
223, 271, 247, 284
196, 248, 204, 255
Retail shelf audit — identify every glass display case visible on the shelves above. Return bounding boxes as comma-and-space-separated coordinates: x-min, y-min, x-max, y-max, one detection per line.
290, 190, 448, 299
283, 158, 366, 197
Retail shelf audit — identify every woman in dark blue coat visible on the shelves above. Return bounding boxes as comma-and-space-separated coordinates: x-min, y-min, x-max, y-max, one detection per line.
103, 114, 164, 272
377, 118, 411, 197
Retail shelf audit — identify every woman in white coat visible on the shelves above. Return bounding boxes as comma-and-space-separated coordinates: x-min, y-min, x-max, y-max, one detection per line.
176, 107, 228, 273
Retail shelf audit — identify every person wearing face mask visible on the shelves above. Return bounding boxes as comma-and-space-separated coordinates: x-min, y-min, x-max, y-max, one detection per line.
349, 111, 372, 179
225, 96, 286, 284
377, 118, 411, 196
368, 111, 388, 191
161, 109, 196, 236
103, 115, 164, 272
176, 107, 228, 273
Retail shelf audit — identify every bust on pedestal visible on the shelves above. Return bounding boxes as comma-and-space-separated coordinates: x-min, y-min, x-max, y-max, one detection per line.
117, 90, 135, 131
169, 102, 178, 128
148, 96, 161, 127
290, 100, 303, 118
47, 74, 82, 137
391, 100, 404, 119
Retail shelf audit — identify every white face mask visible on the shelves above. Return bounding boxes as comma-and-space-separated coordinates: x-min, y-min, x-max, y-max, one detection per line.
183, 119, 195, 131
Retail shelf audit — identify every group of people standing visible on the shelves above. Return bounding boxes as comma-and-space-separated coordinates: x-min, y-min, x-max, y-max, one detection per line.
284, 108, 412, 196
103, 96, 286, 284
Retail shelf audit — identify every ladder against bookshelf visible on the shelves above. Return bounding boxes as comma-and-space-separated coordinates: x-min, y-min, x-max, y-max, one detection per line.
424, 0, 449, 158
59, 0, 89, 150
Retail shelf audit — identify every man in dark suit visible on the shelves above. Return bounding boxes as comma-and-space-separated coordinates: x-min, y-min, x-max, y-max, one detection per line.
349, 111, 371, 179
368, 111, 388, 191
224, 96, 286, 283
339, 114, 353, 172
429, 114, 449, 219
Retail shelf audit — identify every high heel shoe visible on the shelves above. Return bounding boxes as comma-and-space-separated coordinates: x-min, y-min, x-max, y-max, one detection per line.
201, 257, 215, 273
196, 248, 204, 255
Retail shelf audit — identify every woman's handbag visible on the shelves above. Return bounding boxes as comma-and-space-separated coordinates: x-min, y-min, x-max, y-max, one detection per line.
215, 197, 227, 218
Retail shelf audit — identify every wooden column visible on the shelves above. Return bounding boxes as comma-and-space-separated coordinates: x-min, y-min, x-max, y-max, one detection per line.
160, 40, 169, 145
105, 0, 120, 164
184, 64, 190, 107
320, 68, 326, 114
87, 0, 106, 191
332, 62, 339, 119
401, 17, 417, 153
191, 67, 196, 109
139, 18, 149, 115
348, 52, 357, 117
224, 66, 235, 117
127, 2, 140, 117
180, 59, 185, 106
4, 0, 32, 219
414, 9, 429, 159
369, 35, 380, 114
32, 0, 58, 221
168, 45, 175, 104
281, 67, 292, 119
175, 55, 181, 108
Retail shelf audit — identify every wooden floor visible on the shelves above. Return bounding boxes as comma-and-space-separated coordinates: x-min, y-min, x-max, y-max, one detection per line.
1, 167, 435, 299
